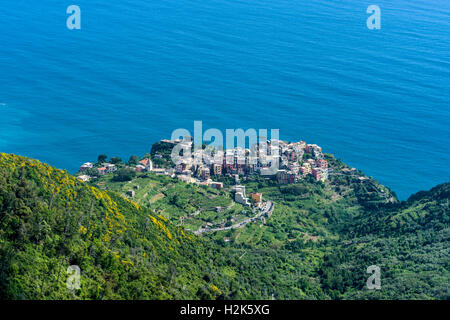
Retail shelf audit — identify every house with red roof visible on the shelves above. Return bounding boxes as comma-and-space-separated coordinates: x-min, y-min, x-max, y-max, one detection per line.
139, 158, 153, 171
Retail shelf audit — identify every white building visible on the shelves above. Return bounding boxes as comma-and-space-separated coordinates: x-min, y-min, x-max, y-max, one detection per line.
77, 175, 90, 182
232, 185, 250, 206
102, 163, 117, 173
80, 162, 93, 171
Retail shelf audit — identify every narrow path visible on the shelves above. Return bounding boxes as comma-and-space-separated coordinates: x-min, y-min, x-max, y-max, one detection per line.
194, 201, 273, 235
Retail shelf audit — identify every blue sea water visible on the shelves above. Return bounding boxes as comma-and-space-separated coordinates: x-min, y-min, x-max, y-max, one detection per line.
0, 0, 449, 199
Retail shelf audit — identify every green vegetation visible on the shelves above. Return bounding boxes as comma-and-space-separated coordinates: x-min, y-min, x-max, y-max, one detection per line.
0, 153, 295, 299
112, 168, 136, 182
94, 171, 243, 232
97, 154, 107, 163
0, 152, 448, 300
150, 141, 175, 167
128, 155, 139, 166
110, 157, 123, 165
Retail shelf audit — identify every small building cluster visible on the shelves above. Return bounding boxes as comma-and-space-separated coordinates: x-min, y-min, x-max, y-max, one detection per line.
230, 185, 262, 208
77, 139, 329, 202
136, 158, 153, 172
78, 157, 157, 181
98, 163, 118, 175
171, 138, 329, 185
80, 162, 118, 176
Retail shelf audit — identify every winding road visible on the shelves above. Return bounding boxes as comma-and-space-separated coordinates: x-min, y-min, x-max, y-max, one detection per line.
194, 201, 274, 235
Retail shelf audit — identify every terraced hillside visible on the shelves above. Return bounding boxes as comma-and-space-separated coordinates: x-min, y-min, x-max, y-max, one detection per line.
1, 153, 448, 299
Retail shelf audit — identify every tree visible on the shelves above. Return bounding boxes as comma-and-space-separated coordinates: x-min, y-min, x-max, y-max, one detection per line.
85, 168, 98, 177
110, 157, 123, 164
128, 155, 139, 166
112, 168, 136, 182
97, 154, 107, 163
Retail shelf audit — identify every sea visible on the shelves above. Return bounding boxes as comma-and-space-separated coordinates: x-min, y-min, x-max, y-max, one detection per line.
0, 0, 449, 199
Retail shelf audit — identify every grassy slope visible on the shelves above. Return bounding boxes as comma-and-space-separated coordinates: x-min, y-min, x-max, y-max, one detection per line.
0, 153, 283, 299
94, 152, 449, 299
1, 152, 448, 299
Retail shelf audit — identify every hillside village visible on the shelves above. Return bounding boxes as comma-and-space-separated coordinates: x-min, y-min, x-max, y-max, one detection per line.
77, 138, 330, 211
